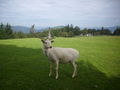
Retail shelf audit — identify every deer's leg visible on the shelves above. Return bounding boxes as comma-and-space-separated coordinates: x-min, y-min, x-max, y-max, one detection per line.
71, 61, 77, 78
49, 62, 53, 77
55, 60, 59, 79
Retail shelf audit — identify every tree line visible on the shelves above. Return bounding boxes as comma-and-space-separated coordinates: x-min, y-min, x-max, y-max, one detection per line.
38, 24, 120, 37
0, 23, 120, 39
0, 23, 14, 39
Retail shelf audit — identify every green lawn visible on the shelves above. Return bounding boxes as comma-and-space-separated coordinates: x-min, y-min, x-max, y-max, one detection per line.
0, 36, 120, 90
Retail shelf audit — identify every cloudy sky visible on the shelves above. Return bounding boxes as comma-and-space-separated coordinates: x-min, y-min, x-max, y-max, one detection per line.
0, 0, 120, 27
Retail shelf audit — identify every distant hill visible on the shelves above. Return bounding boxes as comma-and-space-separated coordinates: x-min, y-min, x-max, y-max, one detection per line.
12, 25, 119, 33
12, 26, 30, 33
80, 26, 119, 33
12, 26, 46, 33
11, 26, 63, 33
104, 26, 118, 33
52, 26, 119, 32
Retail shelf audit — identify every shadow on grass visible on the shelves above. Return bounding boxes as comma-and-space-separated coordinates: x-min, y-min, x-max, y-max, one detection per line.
0, 44, 120, 90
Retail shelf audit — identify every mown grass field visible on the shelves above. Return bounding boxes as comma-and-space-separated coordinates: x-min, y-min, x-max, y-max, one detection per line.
0, 36, 120, 90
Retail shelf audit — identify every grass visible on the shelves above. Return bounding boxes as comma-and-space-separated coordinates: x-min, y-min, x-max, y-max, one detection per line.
0, 36, 120, 90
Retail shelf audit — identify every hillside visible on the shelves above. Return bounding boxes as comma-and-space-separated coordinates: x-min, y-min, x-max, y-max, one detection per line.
11, 25, 119, 33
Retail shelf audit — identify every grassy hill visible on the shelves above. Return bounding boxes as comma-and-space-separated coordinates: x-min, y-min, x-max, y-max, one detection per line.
0, 36, 120, 90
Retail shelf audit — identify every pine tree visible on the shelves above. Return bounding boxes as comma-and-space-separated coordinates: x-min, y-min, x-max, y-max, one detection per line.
113, 27, 120, 35
4, 23, 13, 39
0, 23, 14, 39
74, 26, 80, 35
0, 23, 4, 39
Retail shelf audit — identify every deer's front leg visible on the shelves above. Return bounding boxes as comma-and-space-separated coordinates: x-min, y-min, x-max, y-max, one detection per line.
49, 62, 52, 77
55, 61, 59, 79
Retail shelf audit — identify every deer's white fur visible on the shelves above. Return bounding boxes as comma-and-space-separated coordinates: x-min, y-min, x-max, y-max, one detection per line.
46, 47, 79, 63
41, 39, 79, 79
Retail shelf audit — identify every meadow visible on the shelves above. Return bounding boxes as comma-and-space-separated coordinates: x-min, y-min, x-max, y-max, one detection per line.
0, 36, 120, 90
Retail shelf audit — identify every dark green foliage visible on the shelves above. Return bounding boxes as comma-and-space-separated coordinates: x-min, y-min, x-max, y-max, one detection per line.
80, 28, 88, 35
113, 27, 120, 35
100, 27, 112, 35
0, 23, 5, 39
0, 23, 114, 39
47, 25, 112, 37
21, 25, 112, 38
80, 27, 112, 36
47, 24, 81, 37
73, 26, 80, 35
0, 23, 14, 39
14, 31, 27, 38
60, 32, 68, 37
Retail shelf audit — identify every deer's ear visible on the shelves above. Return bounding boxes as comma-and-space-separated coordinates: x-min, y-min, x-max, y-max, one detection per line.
41, 39, 45, 43
51, 40, 54, 43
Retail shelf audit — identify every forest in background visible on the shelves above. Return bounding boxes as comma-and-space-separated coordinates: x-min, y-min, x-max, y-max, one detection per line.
0, 23, 120, 39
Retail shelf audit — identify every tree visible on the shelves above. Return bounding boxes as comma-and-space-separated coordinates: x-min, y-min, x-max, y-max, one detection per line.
68, 31, 74, 37
74, 26, 80, 35
0, 23, 5, 39
100, 27, 112, 35
113, 27, 120, 35
81, 28, 88, 35
60, 32, 68, 37
14, 31, 26, 38
4, 23, 14, 39
0, 23, 14, 39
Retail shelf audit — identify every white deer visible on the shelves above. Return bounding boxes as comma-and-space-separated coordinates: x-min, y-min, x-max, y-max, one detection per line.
41, 31, 79, 79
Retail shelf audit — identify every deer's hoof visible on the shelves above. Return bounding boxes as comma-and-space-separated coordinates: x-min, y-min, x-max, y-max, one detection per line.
49, 73, 52, 77
72, 75, 75, 78
55, 76, 58, 79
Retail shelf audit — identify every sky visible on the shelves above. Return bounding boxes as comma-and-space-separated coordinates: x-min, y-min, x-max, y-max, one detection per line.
0, 0, 120, 27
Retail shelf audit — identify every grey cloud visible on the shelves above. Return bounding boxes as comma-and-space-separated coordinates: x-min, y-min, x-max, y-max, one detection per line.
0, 0, 120, 26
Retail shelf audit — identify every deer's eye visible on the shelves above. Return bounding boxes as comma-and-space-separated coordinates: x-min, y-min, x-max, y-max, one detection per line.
44, 42, 47, 44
